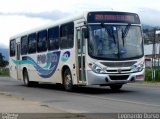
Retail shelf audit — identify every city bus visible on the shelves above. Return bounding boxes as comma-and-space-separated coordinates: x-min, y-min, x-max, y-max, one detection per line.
9, 11, 145, 91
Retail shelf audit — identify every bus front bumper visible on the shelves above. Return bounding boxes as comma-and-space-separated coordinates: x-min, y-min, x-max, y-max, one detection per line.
86, 70, 145, 85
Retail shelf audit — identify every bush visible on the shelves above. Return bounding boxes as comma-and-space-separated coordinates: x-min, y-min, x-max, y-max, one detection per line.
145, 68, 160, 82
156, 69, 160, 82
0, 67, 9, 76
145, 69, 152, 81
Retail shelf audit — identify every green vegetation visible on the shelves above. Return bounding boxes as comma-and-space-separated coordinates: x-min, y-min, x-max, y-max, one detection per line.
145, 68, 160, 82
0, 52, 9, 76
0, 68, 9, 76
0, 53, 8, 67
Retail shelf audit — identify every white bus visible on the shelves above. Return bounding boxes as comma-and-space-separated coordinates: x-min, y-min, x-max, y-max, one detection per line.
9, 11, 145, 91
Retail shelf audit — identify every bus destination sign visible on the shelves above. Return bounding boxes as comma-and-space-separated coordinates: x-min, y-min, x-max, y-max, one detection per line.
95, 14, 134, 22
87, 12, 140, 24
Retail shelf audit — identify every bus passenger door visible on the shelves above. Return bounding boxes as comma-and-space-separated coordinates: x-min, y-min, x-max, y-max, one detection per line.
16, 43, 21, 80
76, 28, 86, 84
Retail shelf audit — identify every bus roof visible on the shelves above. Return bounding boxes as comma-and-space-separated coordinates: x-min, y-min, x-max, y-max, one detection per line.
10, 11, 139, 40
10, 12, 85, 40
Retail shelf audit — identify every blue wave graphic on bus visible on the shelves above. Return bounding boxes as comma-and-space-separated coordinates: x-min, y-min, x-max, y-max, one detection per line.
61, 51, 70, 62
27, 51, 60, 78
12, 51, 60, 78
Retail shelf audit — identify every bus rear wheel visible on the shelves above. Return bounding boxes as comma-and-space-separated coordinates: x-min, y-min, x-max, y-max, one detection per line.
63, 69, 73, 91
23, 70, 31, 87
23, 70, 38, 87
110, 84, 123, 91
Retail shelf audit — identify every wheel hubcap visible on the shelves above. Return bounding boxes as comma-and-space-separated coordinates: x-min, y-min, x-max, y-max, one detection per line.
65, 74, 71, 88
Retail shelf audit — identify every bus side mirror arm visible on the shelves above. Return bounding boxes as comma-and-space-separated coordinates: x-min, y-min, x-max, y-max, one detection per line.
83, 28, 89, 39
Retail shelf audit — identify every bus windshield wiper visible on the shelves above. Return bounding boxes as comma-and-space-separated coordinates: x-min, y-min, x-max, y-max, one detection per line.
121, 24, 131, 46
100, 23, 116, 44
106, 26, 116, 44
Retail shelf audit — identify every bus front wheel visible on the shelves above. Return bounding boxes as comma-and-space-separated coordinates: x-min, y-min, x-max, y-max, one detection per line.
63, 69, 73, 91
110, 84, 123, 91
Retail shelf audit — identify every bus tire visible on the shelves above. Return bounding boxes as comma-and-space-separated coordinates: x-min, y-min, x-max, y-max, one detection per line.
23, 70, 38, 87
23, 70, 30, 87
110, 84, 123, 91
63, 68, 73, 91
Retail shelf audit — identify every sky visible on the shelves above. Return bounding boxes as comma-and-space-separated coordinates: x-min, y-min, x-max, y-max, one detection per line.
0, 0, 160, 48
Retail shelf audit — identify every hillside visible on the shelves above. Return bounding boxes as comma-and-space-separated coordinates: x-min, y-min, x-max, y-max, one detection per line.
143, 25, 160, 44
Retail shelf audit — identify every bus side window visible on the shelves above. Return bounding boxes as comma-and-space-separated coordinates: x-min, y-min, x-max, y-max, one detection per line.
28, 33, 37, 54
77, 30, 81, 54
60, 22, 74, 49
68, 22, 74, 48
10, 39, 16, 57
21, 36, 28, 55
48, 26, 59, 50
37, 30, 47, 52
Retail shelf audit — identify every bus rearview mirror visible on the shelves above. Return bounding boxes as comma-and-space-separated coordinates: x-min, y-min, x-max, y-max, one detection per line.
83, 28, 89, 38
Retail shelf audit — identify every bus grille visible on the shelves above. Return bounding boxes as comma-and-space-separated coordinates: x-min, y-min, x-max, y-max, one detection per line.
101, 61, 136, 67
109, 75, 129, 80
107, 69, 131, 73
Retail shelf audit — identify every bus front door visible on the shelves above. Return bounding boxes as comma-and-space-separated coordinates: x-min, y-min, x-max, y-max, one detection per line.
76, 28, 86, 84
16, 43, 21, 80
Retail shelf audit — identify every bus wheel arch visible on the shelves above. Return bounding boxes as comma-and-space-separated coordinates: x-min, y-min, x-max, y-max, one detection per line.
22, 68, 38, 87
62, 66, 73, 91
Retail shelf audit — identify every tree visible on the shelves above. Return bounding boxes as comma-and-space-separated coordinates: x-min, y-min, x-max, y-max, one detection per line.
0, 53, 8, 67
0, 53, 4, 66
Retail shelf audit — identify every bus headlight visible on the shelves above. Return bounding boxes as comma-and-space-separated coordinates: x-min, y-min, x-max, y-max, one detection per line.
131, 61, 144, 72
89, 63, 105, 74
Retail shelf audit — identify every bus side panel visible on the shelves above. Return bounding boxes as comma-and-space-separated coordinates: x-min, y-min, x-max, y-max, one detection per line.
23, 52, 62, 83
9, 57, 17, 80
24, 50, 77, 84
59, 49, 78, 85
27, 54, 38, 82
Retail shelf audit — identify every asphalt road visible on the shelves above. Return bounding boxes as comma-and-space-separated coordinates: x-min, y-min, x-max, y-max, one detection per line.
0, 77, 160, 113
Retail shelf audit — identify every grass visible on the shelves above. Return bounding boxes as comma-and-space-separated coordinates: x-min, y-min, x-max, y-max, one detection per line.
0, 68, 9, 76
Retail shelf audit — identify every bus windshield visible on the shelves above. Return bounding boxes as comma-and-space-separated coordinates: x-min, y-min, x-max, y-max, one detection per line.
88, 24, 143, 60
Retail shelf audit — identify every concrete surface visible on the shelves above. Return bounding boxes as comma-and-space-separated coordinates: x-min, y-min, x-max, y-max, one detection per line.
0, 93, 100, 119
0, 92, 64, 113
